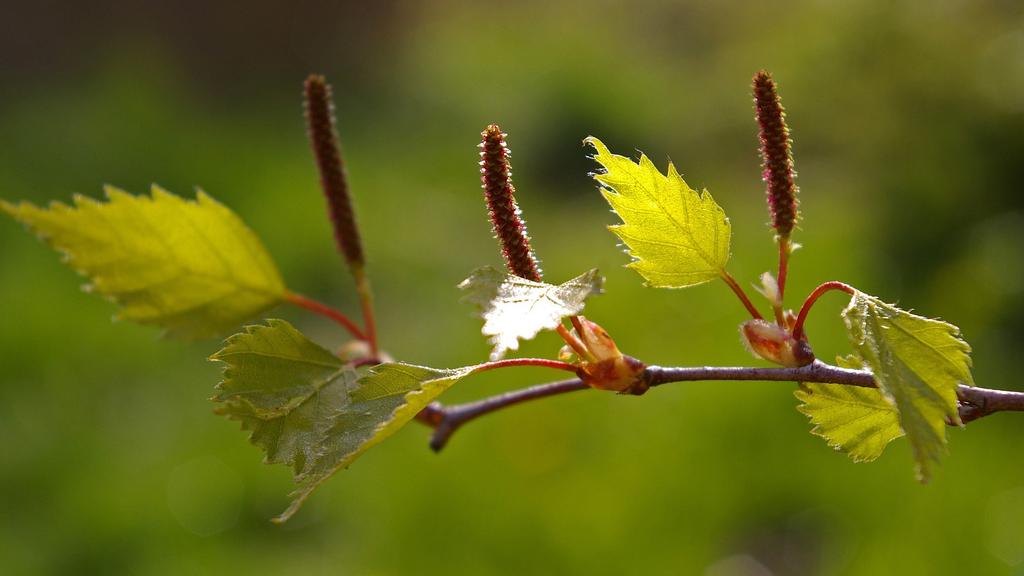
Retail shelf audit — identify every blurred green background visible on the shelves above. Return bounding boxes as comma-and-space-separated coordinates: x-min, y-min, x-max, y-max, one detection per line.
2, 0, 1023, 574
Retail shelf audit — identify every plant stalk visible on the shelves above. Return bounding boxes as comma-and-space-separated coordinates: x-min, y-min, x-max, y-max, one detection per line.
286, 291, 367, 341
418, 360, 1024, 451
792, 281, 856, 340
721, 271, 764, 320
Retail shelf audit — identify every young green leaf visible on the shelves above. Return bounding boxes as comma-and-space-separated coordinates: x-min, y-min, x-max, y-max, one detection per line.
280, 362, 475, 523
2, 186, 286, 338
585, 136, 731, 288
795, 355, 903, 462
459, 266, 603, 360
211, 320, 477, 522
842, 292, 974, 482
212, 320, 356, 475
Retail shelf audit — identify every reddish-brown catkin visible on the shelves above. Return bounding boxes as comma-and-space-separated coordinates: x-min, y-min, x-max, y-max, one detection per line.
304, 74, 365, 271
753, 71, 799, 238
480, 125, 542, 281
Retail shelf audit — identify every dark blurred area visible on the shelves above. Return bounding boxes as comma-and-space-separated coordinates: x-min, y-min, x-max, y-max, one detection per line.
1, 1, 1023, 574
1, 1, 402, 93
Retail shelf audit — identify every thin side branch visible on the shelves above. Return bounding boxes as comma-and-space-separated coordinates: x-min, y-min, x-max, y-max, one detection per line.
418, 379, 587, 451
417, 360, 1024, 451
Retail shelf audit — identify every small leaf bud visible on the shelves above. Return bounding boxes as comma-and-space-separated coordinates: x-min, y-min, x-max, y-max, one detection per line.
739, 319, 815, 367
754, 271, 782, 308
572, 317, 647, 394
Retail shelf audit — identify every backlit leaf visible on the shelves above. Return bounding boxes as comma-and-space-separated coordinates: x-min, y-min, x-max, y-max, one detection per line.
211, 320, 477, 522
796, 355, 903, 462
586, 136, 731, 288
2, 185, 286, 338
842, 292, 973, 482
459, 266, 603, 360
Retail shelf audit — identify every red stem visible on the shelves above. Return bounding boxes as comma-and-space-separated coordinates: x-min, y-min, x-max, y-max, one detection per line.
791, 281, 856, 340
777, 237, 790, 300
720, 271, 764, 320
285, 291, 367, 341
475, 358, 579, 374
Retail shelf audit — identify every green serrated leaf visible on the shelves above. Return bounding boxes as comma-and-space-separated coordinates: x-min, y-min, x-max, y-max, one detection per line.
585, 136, 731, 288
459, 266, 603, 360
211, 321, 478, 522
842, 292, 973, 482
280, 363, 475, 523
211, 320, 354, 475
2, 185, 286, 338
796, 355, 904, 463
212, 318, 350, 415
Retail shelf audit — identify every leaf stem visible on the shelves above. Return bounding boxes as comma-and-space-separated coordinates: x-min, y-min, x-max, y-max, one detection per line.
354, 269, 379, 358
720, 271, 764, 320
285, 291, 367, 341
475, 357, 579, 374
791, 281, 856, 340
417, 360, 1024, 451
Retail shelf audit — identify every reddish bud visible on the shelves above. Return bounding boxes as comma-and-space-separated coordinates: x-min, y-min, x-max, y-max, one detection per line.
480, 124, 542, 282
753, 71, 799, 238
570, 317, 647, 394
740, 319, 814, 367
